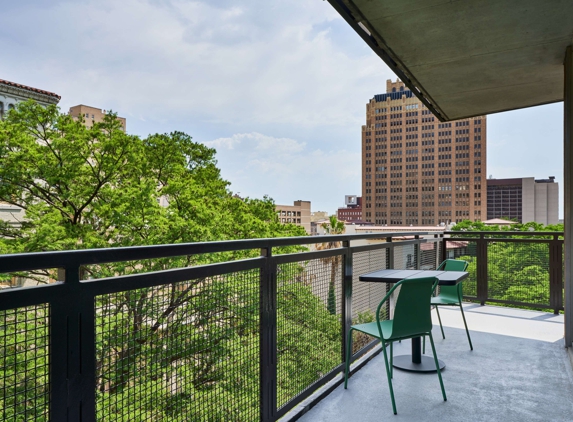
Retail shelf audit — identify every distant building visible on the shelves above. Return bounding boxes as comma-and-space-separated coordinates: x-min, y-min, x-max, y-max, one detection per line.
0, 78, 60, 119
337, 195, 363, 222
69, 105, 126, 131
362, 79, 487, 226
487, 177, 559, 225
310, 211, 329, 222
0, 79, 61, 224
276, 200, 311, 234
482, 218, 517, 227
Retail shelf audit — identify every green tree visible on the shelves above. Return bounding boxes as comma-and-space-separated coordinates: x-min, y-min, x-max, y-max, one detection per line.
0, 101, 338, 421
451, 219, 561, 309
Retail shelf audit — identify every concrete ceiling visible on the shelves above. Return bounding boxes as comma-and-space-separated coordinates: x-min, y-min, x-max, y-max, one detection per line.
328, 0, 573, 121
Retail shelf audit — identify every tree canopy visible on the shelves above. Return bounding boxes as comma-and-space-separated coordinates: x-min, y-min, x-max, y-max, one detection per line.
0, 100, 305, 256
0, 102, 343, 421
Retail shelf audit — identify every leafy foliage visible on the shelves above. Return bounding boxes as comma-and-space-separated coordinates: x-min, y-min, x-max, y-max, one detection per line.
0, 101, 340, 421
450, 220, 561, 308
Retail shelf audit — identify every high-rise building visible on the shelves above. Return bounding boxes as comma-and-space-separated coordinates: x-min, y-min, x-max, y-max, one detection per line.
362, 79, 487, 226
487, 176, 559, 225
69, 105, 126, 131
0, 79, 60, 119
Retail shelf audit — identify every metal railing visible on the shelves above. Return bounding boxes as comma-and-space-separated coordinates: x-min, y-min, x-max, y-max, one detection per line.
0, 232, 441, 422
443, 231, 564, 314
0, 230, 561, 421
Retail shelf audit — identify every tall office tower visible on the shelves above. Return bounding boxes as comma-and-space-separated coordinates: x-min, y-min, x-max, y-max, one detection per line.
362, 79, 487, 226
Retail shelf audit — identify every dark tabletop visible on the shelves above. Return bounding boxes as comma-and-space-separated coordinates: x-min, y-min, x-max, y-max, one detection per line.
359, 269, 468, 286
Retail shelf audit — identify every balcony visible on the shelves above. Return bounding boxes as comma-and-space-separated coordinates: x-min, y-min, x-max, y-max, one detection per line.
294, 305, 571, 421
0, 231, 569, 421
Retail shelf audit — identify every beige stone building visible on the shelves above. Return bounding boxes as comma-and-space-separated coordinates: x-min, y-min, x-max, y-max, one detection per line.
276, 200, 311, 234
69, 105, 126, 131
362, 79, 487, 226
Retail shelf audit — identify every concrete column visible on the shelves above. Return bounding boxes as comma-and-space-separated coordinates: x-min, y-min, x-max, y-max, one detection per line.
564, 46, 573, 347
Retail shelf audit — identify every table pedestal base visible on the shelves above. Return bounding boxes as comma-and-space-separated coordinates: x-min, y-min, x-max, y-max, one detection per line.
392, 355, 445, 373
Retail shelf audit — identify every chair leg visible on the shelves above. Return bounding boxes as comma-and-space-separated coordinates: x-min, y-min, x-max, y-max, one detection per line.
435, 306, 445, 339
428, 332, 447, 402
381, 339, 397, 415
459, 303, 473, 351
390, 341, 393, 379
344, 328, 354, 389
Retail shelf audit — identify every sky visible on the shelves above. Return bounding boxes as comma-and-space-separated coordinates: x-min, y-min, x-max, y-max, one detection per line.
0, 0, 564, 217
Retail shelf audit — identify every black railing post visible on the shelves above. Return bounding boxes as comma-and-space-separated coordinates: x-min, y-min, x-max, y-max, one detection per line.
260, 246, 277, 422
550, 234, 564, 314
477, 233, 488, 305
440, 234, 447, 264
342, 241, 353, 371
51, 263, 93, 421
414, 235, 421, 269
386, 237, 394, 269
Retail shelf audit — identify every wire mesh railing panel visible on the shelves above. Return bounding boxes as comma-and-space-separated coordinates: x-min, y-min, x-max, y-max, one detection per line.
393, 243, 416, 269
447, 240, 477, 298
351, 249, 389, 354
487, 241, 551, 306
95, 270, 260, 421
276, 258, 343, 410
0, 304, 50, 421
420, 240, 439, 270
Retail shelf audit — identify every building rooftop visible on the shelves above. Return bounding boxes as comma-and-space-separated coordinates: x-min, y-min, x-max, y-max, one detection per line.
374, 89, 415, 102
0, 78, 61, 100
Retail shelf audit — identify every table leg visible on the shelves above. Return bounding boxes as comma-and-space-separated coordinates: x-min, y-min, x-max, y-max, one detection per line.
392, 336, 446, 372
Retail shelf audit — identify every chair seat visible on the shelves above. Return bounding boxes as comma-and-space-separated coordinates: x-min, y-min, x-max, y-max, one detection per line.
351, 320, 427, 341
431, 295, 459, 305
352, 321, 392, 339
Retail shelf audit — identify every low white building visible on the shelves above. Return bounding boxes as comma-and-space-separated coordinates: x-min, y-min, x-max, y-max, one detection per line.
0, 78, 60, 119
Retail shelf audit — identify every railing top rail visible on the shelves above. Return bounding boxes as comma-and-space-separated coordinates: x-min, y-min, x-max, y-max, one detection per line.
445, 231, 564, 236
0, 231, 436, 272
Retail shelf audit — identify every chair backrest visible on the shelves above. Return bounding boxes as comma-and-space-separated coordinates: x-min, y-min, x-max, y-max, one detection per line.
390, 277, 438, 339
437, 259, 469, 300
438, 259, 468, 272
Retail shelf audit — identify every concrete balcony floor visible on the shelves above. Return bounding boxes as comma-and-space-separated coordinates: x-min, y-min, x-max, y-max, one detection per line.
296, 304, 573, 422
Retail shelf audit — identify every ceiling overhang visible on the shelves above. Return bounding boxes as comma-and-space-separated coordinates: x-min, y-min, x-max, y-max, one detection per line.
328, 0, 573, 121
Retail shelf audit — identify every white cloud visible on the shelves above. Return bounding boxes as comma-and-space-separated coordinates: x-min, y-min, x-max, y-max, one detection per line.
0, 0, 388, 132
206, 132, 361, 212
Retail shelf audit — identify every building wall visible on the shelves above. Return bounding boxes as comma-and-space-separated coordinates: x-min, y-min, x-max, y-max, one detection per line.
362, 79, 487, 226
0, 79, 61, 223
69, 105, 126, 131
535, 179, 559, 225
487, 177, 559, 225
337, 207, 363, 221
487, 177, 525, 221
276, 200, 311, 234
0, 79, 60, 120
522, 177, 535, 223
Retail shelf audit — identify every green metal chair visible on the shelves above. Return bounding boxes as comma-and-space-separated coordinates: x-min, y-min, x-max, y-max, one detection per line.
424, 259, 473, 353
344, 277, 446, 415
